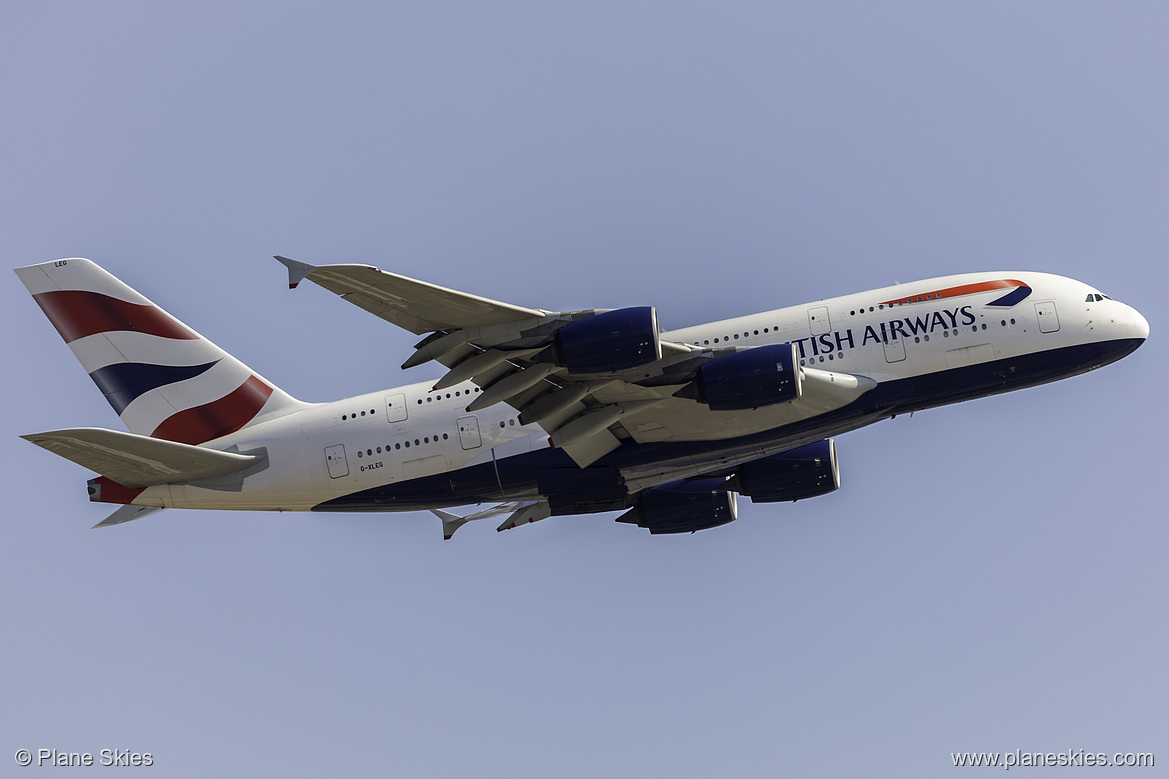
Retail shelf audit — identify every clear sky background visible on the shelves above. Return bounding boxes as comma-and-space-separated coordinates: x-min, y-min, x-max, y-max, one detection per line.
2, 2, 1166, 776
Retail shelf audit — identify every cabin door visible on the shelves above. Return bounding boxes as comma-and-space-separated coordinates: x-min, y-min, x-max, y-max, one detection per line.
457, 415, 482, 449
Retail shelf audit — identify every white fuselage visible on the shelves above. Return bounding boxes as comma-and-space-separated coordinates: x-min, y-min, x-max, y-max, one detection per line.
135, 271, 1149, 512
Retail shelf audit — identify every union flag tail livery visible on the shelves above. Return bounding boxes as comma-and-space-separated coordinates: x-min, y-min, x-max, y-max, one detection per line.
15, 259, 305, 444
15, 256, 1148, 538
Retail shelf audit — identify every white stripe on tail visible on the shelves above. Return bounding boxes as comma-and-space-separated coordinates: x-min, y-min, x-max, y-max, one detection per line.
15, 258, 307, 444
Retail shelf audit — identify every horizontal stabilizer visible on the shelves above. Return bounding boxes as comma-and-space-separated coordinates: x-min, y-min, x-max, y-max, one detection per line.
94, 504, 164, 528
22, 427, 264, 488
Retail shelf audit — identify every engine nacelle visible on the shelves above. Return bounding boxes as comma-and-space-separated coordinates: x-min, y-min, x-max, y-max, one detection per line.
554, 307, 661, 375
616, 478, 738, 534
727, 439, 839, 503
694, 343, 800, 411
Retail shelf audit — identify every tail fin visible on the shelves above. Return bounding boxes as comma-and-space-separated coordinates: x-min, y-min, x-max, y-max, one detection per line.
15, 258, 306, 444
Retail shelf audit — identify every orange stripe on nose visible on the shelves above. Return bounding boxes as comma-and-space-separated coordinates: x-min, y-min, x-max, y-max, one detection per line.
881, 279, 1026, 306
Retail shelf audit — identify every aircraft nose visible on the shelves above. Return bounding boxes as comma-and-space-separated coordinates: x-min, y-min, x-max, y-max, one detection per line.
1130, 305, 1149, 340
1120, 303, 1149, 342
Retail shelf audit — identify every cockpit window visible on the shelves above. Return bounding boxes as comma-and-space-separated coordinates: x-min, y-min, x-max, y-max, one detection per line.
1086, 293, 1112, 302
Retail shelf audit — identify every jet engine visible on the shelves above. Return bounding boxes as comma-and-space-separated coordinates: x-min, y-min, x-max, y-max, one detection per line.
693, 343, 800, 411
554, 307, 661, 374
725, 439, 839, 503
616, 478, 738, 534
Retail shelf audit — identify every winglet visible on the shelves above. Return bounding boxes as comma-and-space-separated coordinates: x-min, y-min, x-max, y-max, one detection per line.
94, 505, 164, 528
431, 509, 474, 541
274, 255, 317, 290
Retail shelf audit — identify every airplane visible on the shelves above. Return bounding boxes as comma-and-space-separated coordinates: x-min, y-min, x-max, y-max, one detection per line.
15, 257, 1148, 538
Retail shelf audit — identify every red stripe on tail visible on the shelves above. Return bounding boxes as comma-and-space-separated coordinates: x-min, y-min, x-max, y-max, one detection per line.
32, 290, 198, 344
150, 376, 275, 445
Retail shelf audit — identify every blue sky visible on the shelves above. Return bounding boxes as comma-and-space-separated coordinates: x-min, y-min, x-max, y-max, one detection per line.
2, 2, 1166, 776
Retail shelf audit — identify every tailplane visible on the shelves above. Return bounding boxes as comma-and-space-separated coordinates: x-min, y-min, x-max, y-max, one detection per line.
15, 258, 306, 444
20, 427, 265, 488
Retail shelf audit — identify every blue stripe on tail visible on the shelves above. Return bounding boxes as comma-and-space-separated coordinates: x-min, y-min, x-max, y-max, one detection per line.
89, 360, 220, 415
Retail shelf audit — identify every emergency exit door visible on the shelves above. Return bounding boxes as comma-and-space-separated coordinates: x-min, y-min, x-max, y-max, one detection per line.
808, 306, 831, 335
457, 416, 482, 449
1035, 301, 1060, 333
385, 393, 408, 422
883, 335, 906, 363
324, 444, 349, 478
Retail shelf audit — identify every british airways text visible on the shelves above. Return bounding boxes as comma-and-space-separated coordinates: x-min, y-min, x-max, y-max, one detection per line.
791, 305, 977, 358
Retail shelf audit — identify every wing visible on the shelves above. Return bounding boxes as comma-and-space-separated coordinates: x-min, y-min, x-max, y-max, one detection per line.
279, 258, 876, 467
275, 256, 547, 334
430, 500, 551, 540
23, 427, 264, 488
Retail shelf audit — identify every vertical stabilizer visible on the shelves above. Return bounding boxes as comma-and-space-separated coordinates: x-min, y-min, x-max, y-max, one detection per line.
15, 258, 307, 444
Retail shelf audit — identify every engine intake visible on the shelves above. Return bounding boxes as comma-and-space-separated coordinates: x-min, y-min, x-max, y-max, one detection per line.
726, 439, 839, 503
694, 343, 800, 411
555, 307, 661, 375
616, 478, 738, 534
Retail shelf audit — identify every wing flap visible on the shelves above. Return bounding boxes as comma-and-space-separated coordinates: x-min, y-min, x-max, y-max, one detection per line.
22, 427, 264, 488
617, 367, 878, 443
555, 429, 621, 468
